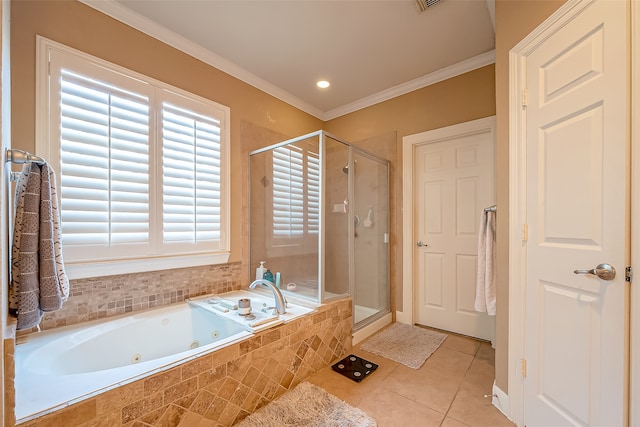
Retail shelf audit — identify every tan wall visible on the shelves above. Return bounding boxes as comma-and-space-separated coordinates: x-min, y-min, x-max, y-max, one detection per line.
10, 0, 324, 271
8, 0, 570, 405
493, 0, 566, 392
325, 64, 497, 319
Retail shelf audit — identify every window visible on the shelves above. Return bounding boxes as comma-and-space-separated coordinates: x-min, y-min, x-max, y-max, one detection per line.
270, 144, 319, 248
37, 38, 230, 279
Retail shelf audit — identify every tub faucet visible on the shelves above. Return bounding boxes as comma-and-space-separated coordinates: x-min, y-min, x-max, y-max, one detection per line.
249, 279, 287, 315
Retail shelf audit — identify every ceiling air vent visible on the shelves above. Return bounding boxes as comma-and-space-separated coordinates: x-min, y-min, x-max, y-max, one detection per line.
415, 0, 442, 12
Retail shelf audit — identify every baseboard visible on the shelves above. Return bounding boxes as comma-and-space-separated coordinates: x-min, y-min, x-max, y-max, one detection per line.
395, 310, 411, 325
352, 312, 392, 346
492, 381, 510, 419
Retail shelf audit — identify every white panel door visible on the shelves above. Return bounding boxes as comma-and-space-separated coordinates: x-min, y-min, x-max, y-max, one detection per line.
523, 1, 628, 425
415, 124, 495, 341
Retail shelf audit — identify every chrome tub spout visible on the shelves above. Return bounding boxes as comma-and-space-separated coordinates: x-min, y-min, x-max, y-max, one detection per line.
249, 279, 287, 315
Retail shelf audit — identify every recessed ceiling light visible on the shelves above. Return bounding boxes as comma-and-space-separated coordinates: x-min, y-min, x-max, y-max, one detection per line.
316, 80, 330, 89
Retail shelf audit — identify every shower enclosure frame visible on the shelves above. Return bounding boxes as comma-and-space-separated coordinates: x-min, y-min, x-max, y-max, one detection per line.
248, 130, 391, 330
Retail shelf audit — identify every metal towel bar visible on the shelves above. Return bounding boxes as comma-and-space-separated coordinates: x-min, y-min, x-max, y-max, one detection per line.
5, 148, 46, 165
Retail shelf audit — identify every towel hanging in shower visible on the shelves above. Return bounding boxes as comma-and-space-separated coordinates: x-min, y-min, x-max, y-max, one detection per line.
9, 162, 69, 330
474, 208, 496, 316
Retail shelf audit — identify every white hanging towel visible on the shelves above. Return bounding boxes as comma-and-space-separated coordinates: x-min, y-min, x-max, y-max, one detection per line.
475, 208, 496, 316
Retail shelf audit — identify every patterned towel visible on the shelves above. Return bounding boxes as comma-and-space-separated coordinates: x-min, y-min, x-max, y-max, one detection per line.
9, 162, 69, 330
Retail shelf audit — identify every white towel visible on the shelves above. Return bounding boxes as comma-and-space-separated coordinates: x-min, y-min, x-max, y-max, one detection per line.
475, 209, 496, 316
9, 162, 69, 330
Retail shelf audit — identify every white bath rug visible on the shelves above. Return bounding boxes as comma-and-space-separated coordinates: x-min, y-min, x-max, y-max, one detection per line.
359, 323, 447, 369
236, 382, 376, 427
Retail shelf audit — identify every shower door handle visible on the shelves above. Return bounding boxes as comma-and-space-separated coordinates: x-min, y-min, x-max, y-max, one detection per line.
416, 241, 428, 247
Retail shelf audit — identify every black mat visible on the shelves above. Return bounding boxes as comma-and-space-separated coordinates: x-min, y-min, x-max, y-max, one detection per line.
332, 354, 378, 382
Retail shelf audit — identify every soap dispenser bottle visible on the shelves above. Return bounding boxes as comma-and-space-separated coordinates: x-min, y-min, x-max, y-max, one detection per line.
255, 261, 266, 281
263, 269, 274, 283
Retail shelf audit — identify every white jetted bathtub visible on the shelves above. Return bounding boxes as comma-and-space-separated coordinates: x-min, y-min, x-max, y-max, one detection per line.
15, 301, 252, 421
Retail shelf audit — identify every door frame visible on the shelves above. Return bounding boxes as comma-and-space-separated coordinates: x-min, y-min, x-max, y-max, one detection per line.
631, 1, 640, 424
508, 0, 638, 425
400, 116, 497, 326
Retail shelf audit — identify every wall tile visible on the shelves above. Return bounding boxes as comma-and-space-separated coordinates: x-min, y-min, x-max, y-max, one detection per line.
14, 299, 351, 426
38, 262, 243, 331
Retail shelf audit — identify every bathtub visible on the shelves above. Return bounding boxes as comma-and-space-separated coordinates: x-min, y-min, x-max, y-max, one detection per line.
14, 302, 252, 422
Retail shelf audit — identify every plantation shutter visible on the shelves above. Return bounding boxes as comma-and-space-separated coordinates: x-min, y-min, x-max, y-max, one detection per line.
272, 146, 320, 240
42, 40, 230, 275
307, 151, 320, 235
161, 101, 222, 246
273, 146, 304, 238
59, 69, 151, 251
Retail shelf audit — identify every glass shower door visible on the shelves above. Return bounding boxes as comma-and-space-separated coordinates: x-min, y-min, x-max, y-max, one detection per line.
352, 150, 390, 327
322, 135, 350, 301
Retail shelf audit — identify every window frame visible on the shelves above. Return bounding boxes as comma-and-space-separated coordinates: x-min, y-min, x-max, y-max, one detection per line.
35, 36, 231, 279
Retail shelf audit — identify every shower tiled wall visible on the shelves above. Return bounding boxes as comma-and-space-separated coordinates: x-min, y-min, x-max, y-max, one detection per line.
17, 298, 352, 427
36, 262, 244, 330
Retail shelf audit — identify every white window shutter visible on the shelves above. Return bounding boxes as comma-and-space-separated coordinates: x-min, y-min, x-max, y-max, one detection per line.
40, 39, 231, 275
161, 102, 222, 246
307, 151, 320, 235
273, 146, 305, 238
59, 69, 150, 250
272, 146, 320, 240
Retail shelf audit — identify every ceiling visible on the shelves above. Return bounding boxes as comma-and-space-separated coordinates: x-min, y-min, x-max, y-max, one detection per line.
84, 0, 496, 120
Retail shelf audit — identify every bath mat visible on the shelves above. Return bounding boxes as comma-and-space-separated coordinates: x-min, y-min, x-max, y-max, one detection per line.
236, 381, 376, 427
359, 323, 447, 369
332, 354, 378, 382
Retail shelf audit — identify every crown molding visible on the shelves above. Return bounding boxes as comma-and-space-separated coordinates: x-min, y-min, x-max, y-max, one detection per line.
323, 50, 496, 121
81, 0, 495, 122
79, 0, 325, 119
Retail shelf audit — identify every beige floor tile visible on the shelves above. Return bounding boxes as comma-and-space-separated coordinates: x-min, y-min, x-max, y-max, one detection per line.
305, 366, 365, 406
440, 333, 482, 355
380, 364, 460, 414
303, 327, 514, 427
441, 417, 472, 427
458, 357, 496, 396
421, 346, 475, 379
357, 387, 445, 427
305, 357, 392, 408
352, 345, 400, 371
447, 388, 514, 427
475, 342, 495, 362
352, 348, 401, 377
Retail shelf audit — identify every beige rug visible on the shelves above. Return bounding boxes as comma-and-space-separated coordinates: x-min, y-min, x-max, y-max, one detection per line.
236, 382, 376, 427
359, 323, 447, 369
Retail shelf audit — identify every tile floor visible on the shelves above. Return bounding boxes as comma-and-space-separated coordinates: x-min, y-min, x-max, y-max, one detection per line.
306, 327, 515, 427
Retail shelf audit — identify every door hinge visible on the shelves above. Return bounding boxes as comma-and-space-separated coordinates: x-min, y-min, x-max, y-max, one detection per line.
521, 358, 527, 378
522, 224, 528, 241
522, 88, 528, 108
626, 266, 632, 282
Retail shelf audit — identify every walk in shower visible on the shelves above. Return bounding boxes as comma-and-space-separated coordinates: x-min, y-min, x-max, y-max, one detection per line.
249, 130, 390, 331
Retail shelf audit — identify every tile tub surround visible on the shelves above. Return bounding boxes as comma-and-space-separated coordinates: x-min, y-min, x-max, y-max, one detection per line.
4, 335, 16, 427
36, 262, 243, 330
14, 298, 352, 427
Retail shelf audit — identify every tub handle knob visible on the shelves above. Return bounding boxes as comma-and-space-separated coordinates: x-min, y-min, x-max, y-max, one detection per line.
261, 306, 278, 315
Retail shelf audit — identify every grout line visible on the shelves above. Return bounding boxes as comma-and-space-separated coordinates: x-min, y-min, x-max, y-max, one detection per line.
346, 331, 495, 427
438, 337, 482, 427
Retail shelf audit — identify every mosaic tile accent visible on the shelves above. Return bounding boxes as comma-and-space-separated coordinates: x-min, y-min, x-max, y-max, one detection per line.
35, 262, 243, 330
16, 298, 352, 427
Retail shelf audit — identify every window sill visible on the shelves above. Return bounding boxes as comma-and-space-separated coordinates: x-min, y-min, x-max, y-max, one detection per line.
64, 252, 231, 280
